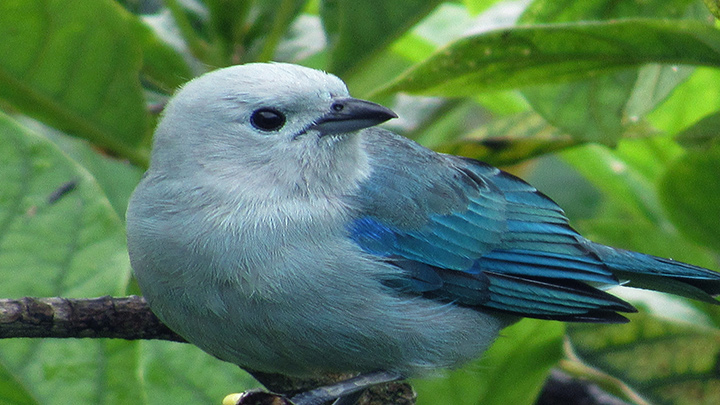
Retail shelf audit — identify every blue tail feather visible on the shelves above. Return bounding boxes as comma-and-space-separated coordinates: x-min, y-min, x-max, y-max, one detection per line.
587, 241, 720, 303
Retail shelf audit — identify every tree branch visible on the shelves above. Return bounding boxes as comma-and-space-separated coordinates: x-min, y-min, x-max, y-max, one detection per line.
0, 296, 182, 341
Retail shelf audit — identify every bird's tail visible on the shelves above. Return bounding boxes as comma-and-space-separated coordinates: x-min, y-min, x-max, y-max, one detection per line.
587, 242, 720, 304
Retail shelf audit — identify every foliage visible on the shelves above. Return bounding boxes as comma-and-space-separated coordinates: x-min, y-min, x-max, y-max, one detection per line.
1, 0, 719, 403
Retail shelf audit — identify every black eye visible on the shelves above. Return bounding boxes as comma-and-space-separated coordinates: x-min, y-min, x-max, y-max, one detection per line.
250, 108, 286, 131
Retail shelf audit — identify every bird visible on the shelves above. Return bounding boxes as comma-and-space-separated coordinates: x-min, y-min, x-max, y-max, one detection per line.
126, 62, 720, 404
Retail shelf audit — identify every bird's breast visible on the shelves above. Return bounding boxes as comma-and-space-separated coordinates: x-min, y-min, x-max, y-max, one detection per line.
192, 191, 355, 294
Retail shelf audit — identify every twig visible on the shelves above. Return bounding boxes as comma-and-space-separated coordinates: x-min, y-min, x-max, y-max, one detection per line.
0, 296, 181, 341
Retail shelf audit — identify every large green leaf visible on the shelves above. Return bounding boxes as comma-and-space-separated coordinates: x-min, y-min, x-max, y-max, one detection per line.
522, 64, 695, 145
130, 14, 194, 92
522, 70, 638, 144
413, 319, 564, 405
435, 111, 578, 166
0, 113, 130, 299
659, 145, 720, 252
378, 20, 720, 97
0, 111, 134, 403
321, 0, 442, 76
562, 143, 667, 225
519, 0, 703, 145
462, 0, 504, 16
0, 0, 149, 166
39, 128, 144, 220
569, 313, 720, 405
624, 64, 695, 120
648, 68, 720, 135
520, 0, 698, 23
139, 340, 259, 404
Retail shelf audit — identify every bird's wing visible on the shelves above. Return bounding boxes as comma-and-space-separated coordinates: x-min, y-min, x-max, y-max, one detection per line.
348, 130, 635, 322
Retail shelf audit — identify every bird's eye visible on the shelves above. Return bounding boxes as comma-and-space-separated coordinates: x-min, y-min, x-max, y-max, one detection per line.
250, 108, 286, 131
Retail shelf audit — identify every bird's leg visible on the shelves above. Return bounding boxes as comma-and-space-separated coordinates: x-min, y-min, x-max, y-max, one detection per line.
289, 371, 404, 405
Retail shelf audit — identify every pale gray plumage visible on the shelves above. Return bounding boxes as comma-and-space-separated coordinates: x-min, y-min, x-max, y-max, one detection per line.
126, 62, 720, 390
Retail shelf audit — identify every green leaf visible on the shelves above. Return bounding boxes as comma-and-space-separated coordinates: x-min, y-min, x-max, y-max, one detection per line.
0, 339, 145, 405
242, 0, 308, 63
0, 0, 150, 166
625, 64, 695, 120
0, 111, 136, 402
518, 0, 702, 146
521, 63, 693, 146
659, 145, 720, 251
0, 364, 35, 404
377, 20, 720, 97
462, 0, 504, 16
40, 128, 144, 220
562, 143, 666, 225
435, 112, 578, 166
705, 0, 720, 20
345, 53, 415, 99
0, 112, 130, 299
204, 0, 308, 64
569, 313, 720, 405
321, 0, 443, 76
129, 15, 194, 92
405, 100, 476, 149
522, 70, 637, 144
674, 110, 720, 149
520, 0, 698, 23
139, 340, 259, 404
649, 68, 720, 135
413, 319, 564, 405
204, 0, 251, 61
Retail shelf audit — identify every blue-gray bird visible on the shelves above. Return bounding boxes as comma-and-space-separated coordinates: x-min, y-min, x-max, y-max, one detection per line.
126, 63, 720, 403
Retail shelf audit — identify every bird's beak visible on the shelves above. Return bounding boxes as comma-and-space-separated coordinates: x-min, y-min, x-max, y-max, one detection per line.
310, 97, 397, 137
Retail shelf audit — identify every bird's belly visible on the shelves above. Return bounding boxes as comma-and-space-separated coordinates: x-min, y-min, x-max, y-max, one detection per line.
141, 257, 508, 377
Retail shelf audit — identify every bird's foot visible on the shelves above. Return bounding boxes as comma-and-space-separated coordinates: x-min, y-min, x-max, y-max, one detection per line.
224, 371, 404, 405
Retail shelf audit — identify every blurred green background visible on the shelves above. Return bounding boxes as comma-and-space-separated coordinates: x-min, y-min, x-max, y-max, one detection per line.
1, 0, 720, 403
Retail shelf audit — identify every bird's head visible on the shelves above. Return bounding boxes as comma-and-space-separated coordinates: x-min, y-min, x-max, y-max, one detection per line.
149, 63, 396, 197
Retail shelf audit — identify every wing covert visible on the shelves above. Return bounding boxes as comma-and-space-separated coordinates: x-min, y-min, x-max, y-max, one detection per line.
349, 129, 631, 322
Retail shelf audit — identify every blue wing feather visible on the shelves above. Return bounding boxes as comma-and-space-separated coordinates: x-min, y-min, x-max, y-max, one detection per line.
348, 129, 720, 322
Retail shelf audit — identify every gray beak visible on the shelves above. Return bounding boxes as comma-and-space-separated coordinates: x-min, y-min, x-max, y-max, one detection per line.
310, 97, 397, 136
